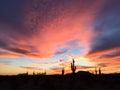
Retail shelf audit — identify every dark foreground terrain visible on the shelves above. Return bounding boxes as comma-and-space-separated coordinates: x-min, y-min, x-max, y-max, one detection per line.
0, 73, 120, 90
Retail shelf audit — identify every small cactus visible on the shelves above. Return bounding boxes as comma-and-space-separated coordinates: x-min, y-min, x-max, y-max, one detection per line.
33, 71, 35, 75
99, 67, 101, 75
94, 67, 102, 75
95, 67, 97, 75
62, 68, 65, 75
71, 59, 76, 74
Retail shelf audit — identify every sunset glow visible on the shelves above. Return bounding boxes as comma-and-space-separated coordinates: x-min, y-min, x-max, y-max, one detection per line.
0, 0, 120, 75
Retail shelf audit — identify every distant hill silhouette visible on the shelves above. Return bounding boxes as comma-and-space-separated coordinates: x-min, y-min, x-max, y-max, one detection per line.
76, 71, 93, 76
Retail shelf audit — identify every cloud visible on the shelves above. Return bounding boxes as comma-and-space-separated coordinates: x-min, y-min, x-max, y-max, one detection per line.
20, 66, 42, 71
0, 40, 31, 56
76, 65, 95, 69
0, 0, 24, 27
88, 0, 120, 56
88, 30, 120, 56
99, 51, 120, 59
0, 59, 13, 65
97, 62, 109, 67
86, 1, 120, 72
85, 0, 120, 71
54, 48, 68, 55
0, 0, 105, 58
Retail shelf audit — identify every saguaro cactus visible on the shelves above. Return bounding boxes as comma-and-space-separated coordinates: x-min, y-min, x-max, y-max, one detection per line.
33, 71, 35, 75
71, 59, 76, 74
62, 68, 65, 75
99, 67, 101, 75
95, 67, 97, 75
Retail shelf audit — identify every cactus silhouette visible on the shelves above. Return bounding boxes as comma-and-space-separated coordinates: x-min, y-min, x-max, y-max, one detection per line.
33, 71, 35, 75
62, 68, 65, 75
95, 67, 97, 75
71, 59, 76, 74
99, 67, 101, 75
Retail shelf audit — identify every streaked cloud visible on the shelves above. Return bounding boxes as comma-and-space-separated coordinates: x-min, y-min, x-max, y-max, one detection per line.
0, 0, 104, 58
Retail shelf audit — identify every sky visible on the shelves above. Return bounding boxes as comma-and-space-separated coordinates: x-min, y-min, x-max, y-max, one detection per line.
0, 0, 120, 75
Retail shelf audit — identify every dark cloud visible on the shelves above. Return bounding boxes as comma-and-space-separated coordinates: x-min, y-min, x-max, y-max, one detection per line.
50, 67, 60, 71
55, 48, 68, 55
0, 40, 30, 55
0, 60, 13, 65
0, 0, 25, 28
50, 67, 62, 72
64, 39, 79, 47
97, 63, 109, 67
89, 30, 120, 54
88, 0, 120, 55
99, 51, 120, 59
76, 65, 95, 69
9, 48, 29, 54
20, 66, 42, 70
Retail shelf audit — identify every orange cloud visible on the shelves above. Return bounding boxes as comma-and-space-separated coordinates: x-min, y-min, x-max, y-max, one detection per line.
86, 50, 120, 74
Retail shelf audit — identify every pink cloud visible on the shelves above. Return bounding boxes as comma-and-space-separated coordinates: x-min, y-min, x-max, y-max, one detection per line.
0, 0, 105, 58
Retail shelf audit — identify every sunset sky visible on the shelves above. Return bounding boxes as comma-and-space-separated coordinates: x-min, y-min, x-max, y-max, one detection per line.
0, 0, 120, 75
